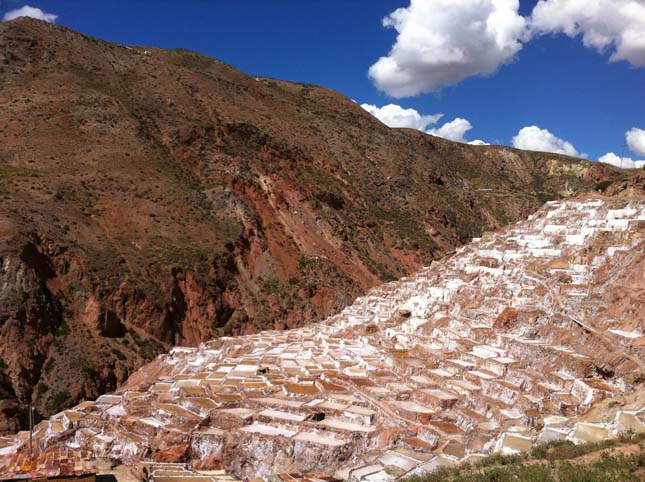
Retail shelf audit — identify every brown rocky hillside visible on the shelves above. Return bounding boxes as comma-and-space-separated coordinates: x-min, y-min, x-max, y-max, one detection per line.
0, 18, 625, 433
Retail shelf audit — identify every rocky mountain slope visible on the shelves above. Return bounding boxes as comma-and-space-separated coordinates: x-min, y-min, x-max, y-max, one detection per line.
0, 18, 625, 432
0, 195, 643, 480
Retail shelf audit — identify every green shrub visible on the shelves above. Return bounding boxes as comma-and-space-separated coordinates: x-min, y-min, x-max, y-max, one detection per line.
47, 390, 70, 412
80, 363, 97, 378
36, 383, 49, 397
594, 180, 613, 192
56, 320, 70, 337
111, 348, 126, 360
476, 452, 526, 467
43, 358, 55, 374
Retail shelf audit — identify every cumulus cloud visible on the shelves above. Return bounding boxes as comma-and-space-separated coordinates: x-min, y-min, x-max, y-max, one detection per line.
512, 125, 579, 156
368, 0, 527, 97
3, 5, 58, 22
598, 152, 645, 169
427, 117, 474, 143
367, 0, 645, 98
361, 103, 487, 144
361, 103, 443, 130
626, 127, 645, 156
531, 0, 645, 67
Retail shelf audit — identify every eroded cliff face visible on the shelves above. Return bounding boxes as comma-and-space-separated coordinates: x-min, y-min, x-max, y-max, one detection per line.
0, 236, 149, 427
0, 240, 59, 424
0, 18, 629, 432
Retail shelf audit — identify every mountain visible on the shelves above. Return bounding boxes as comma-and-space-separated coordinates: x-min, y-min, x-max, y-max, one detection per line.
0, 195, 643, 479
0, 18, 625, 433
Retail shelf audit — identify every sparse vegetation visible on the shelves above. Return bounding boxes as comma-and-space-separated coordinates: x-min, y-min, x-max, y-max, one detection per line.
36, 382, 49, 398
47, 390, 71, 412
111, 348, 126, 361
404, 435, 645, 482
42, 358, 54, 375
595, 180, 613, 191
55, 320, 70, 337
530, 432, 645, 461
80, 362, 97, 379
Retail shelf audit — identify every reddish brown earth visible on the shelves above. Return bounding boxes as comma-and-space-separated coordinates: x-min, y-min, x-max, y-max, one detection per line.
0, 18, 629, 432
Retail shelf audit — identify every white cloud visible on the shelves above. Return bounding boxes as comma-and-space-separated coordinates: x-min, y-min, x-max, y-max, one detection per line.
361, 103, 487, 145
3, 5, 58, 22
530, 0, 645, 67
361, 103, 443, 130
598, 152, 645, 169
512, 125, 579, 156
626, 127, 645, 156
368, 0, 527, 97
427, 117, 474, 142
367, 0, 645, 98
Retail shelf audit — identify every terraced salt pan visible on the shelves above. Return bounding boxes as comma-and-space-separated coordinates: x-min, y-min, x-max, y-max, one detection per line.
238, 424, 296, 437
294, 432, 347, 447
259, 409, 306, 422
2, 198, 644, 481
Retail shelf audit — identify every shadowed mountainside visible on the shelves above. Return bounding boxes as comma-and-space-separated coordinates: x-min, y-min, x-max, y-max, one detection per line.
0, 18, 626, 432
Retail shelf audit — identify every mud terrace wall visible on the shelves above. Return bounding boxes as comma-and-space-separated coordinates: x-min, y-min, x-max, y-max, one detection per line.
1, 198, 644, 480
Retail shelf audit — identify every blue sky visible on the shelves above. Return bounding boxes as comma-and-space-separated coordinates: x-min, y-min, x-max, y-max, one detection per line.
2, 0, 645, 165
